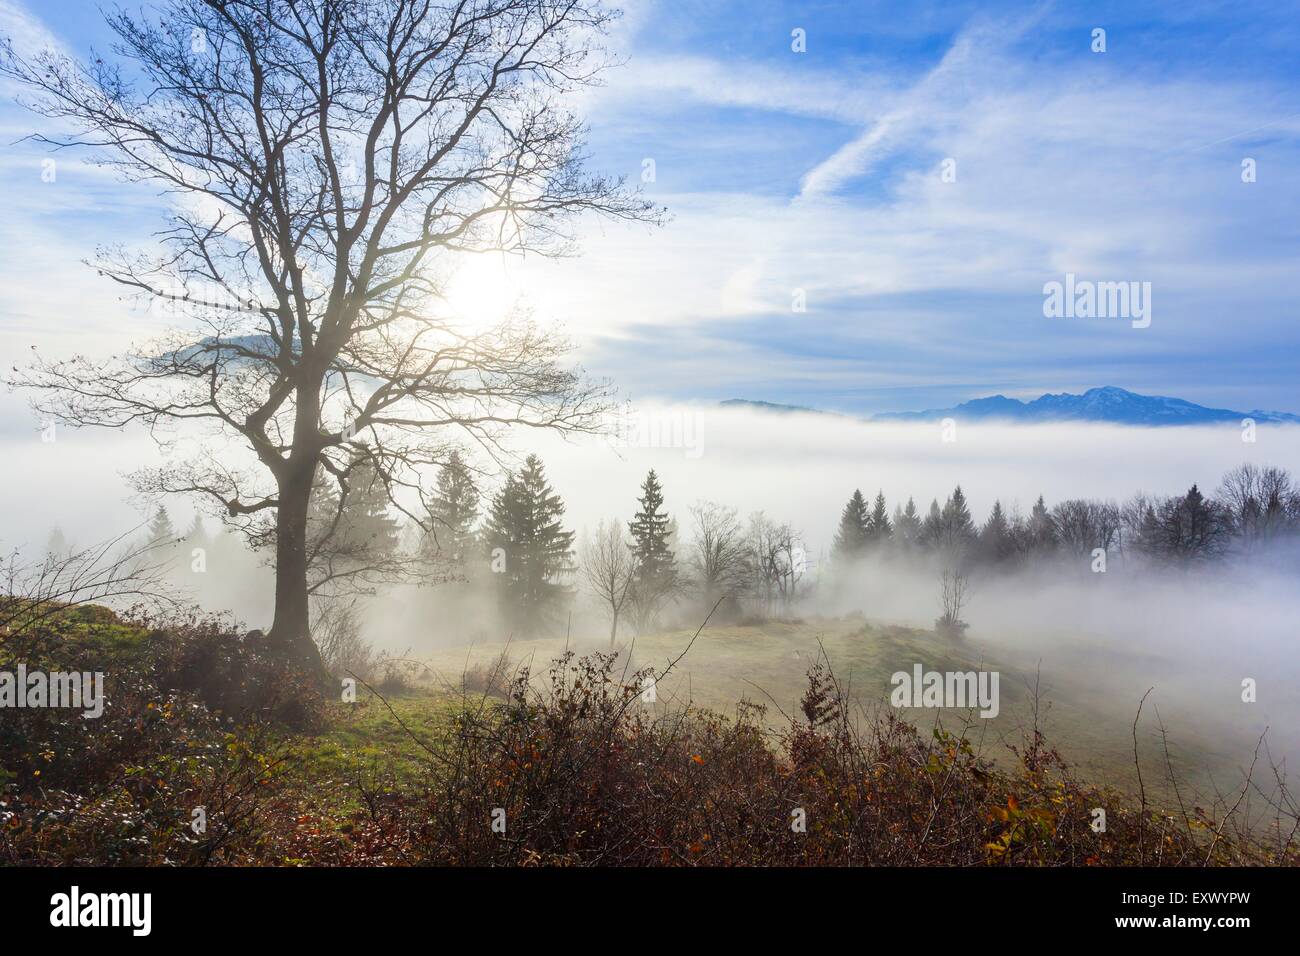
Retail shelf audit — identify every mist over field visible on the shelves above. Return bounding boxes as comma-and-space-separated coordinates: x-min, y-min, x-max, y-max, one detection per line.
11, 398, 1300, 556
4, 0, 1300, 884
6, 397, 1297, 797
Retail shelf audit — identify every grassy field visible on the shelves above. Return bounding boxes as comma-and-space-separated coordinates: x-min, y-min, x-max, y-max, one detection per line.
377, 614, 1257, 808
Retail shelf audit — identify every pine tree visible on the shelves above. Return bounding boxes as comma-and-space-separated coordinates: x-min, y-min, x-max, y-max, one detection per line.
832, 489, 870, 561
937, 486, 977, 558
980, 500, 1013, 563
867, 490, 892, 545
628, 469, 677, 630
183, 513, 209, 548
426, 450, 480, 566
1027, 494, 1057, 554
181, 514, 209, 577
893, 497, 922, 549
920, 499, 943, 548
1158, 484, 1231, 565
483, 454, 575, 633
344, 462, 402, 558
147, 505, 178, 546
323, 462, 401, 559
45, 526, 71, 559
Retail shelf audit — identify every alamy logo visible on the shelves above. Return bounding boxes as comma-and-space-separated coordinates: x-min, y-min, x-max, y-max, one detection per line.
50, 886, 151, 936
604, 408, 703, 459
890, 664, 1000, 718
1042, 273, 1151, 328
0, 666, 104, 718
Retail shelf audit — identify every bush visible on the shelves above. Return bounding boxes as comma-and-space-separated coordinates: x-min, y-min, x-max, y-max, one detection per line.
309, 653, 1291, 866
0, 608, 314, 865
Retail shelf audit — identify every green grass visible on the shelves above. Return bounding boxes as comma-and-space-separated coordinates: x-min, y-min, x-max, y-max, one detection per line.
284, 691, 465, 813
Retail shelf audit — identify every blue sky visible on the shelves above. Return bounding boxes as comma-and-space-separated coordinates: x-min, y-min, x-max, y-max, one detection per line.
2, 0, 1299, 415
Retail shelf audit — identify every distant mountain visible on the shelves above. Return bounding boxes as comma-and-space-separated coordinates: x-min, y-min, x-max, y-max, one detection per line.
721, 387, 1300, 426
874, 387, 1300, 425
719, 398, 829, 415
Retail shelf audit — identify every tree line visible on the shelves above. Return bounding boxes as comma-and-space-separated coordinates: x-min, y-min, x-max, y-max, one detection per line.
828, 463, 1300, 571
66, 460, 1300, 641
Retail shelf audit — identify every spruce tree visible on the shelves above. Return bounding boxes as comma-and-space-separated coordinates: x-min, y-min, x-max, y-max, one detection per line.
45, 526, 71, 559
146, 505, 177, 546
1027, 494, 1057, 554
920, 499, 943, 548
341, 461, 401, 558
181, 514, 209, 577
893, 497, 922, 549
483, 454, 575, 633
628, 469, 676, 629
832, 489, 870, 561
140, 505, 180, 573
980, 500, 1013, 563
867, 490, 893, 544
426, 450, 480, 566
183, 513, 208, 548
941, 486, 976, 540
307, 460, 401, 573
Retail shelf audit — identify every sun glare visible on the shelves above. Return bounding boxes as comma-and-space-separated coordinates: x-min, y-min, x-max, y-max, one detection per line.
441, 254, 524, 332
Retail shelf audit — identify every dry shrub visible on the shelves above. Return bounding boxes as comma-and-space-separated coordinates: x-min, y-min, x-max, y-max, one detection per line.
0, 609, 310, 865
316, 653, 1297, 867
459, 649, 516, 698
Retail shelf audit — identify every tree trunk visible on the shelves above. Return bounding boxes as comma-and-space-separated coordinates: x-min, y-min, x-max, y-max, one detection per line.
268, 458, 328, 680
609, 611, 618, 647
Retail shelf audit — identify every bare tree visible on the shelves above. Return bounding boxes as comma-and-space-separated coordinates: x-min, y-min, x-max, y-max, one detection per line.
686, 499, 747, 605
935, 566, 969, 638
309, 596, 376, 678
579, 519, 633, 645
1050, 498, 1121, 560
1, 0, 660, 669
1217, 463, 1298, 553
747, 512, 803, 614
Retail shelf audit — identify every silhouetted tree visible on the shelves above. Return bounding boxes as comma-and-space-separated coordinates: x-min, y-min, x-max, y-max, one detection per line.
832, 490, 870, 562
425, 451, 480, 569
920, 499, 943, 550
628, 470, 677, 631
2, 0, 658, 668
687, 500, 749, 608
483, 455, 575, 634
892, 497, 923, 551
979, 500, 1014, 564
1051, 499, 1121, 560
1153, 484, 1232, 566
867, 491, 893, 546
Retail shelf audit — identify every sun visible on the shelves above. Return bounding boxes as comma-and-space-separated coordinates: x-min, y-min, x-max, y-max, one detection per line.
440, 254, 525, 332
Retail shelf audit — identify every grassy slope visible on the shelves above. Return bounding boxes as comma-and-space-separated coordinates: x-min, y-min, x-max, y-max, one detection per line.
402, 616, 1247, 805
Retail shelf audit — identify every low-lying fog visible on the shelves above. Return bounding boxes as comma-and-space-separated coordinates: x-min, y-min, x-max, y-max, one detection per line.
6, 400, 1298, 790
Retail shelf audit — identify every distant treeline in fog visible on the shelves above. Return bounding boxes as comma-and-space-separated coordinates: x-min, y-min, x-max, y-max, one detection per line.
37, 456, 1300, 646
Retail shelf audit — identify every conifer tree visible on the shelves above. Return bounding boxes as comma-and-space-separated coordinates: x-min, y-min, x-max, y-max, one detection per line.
867, 490, 893, 545
45, 526, 71, 559
306, 459, 402, 588
832, 489, 871, 561
181, 514, 209, 578
893, 497, 923, 549
1027, 494, 1057, 554
921, 499, 943, 548
483, 455, 575, 633
940, 485, 977, 544
183, 513, 208, 548
628, 469, 677, 630
980, 500, 1014, 563
146, 506, 177, 546
426, 450, 480, 566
